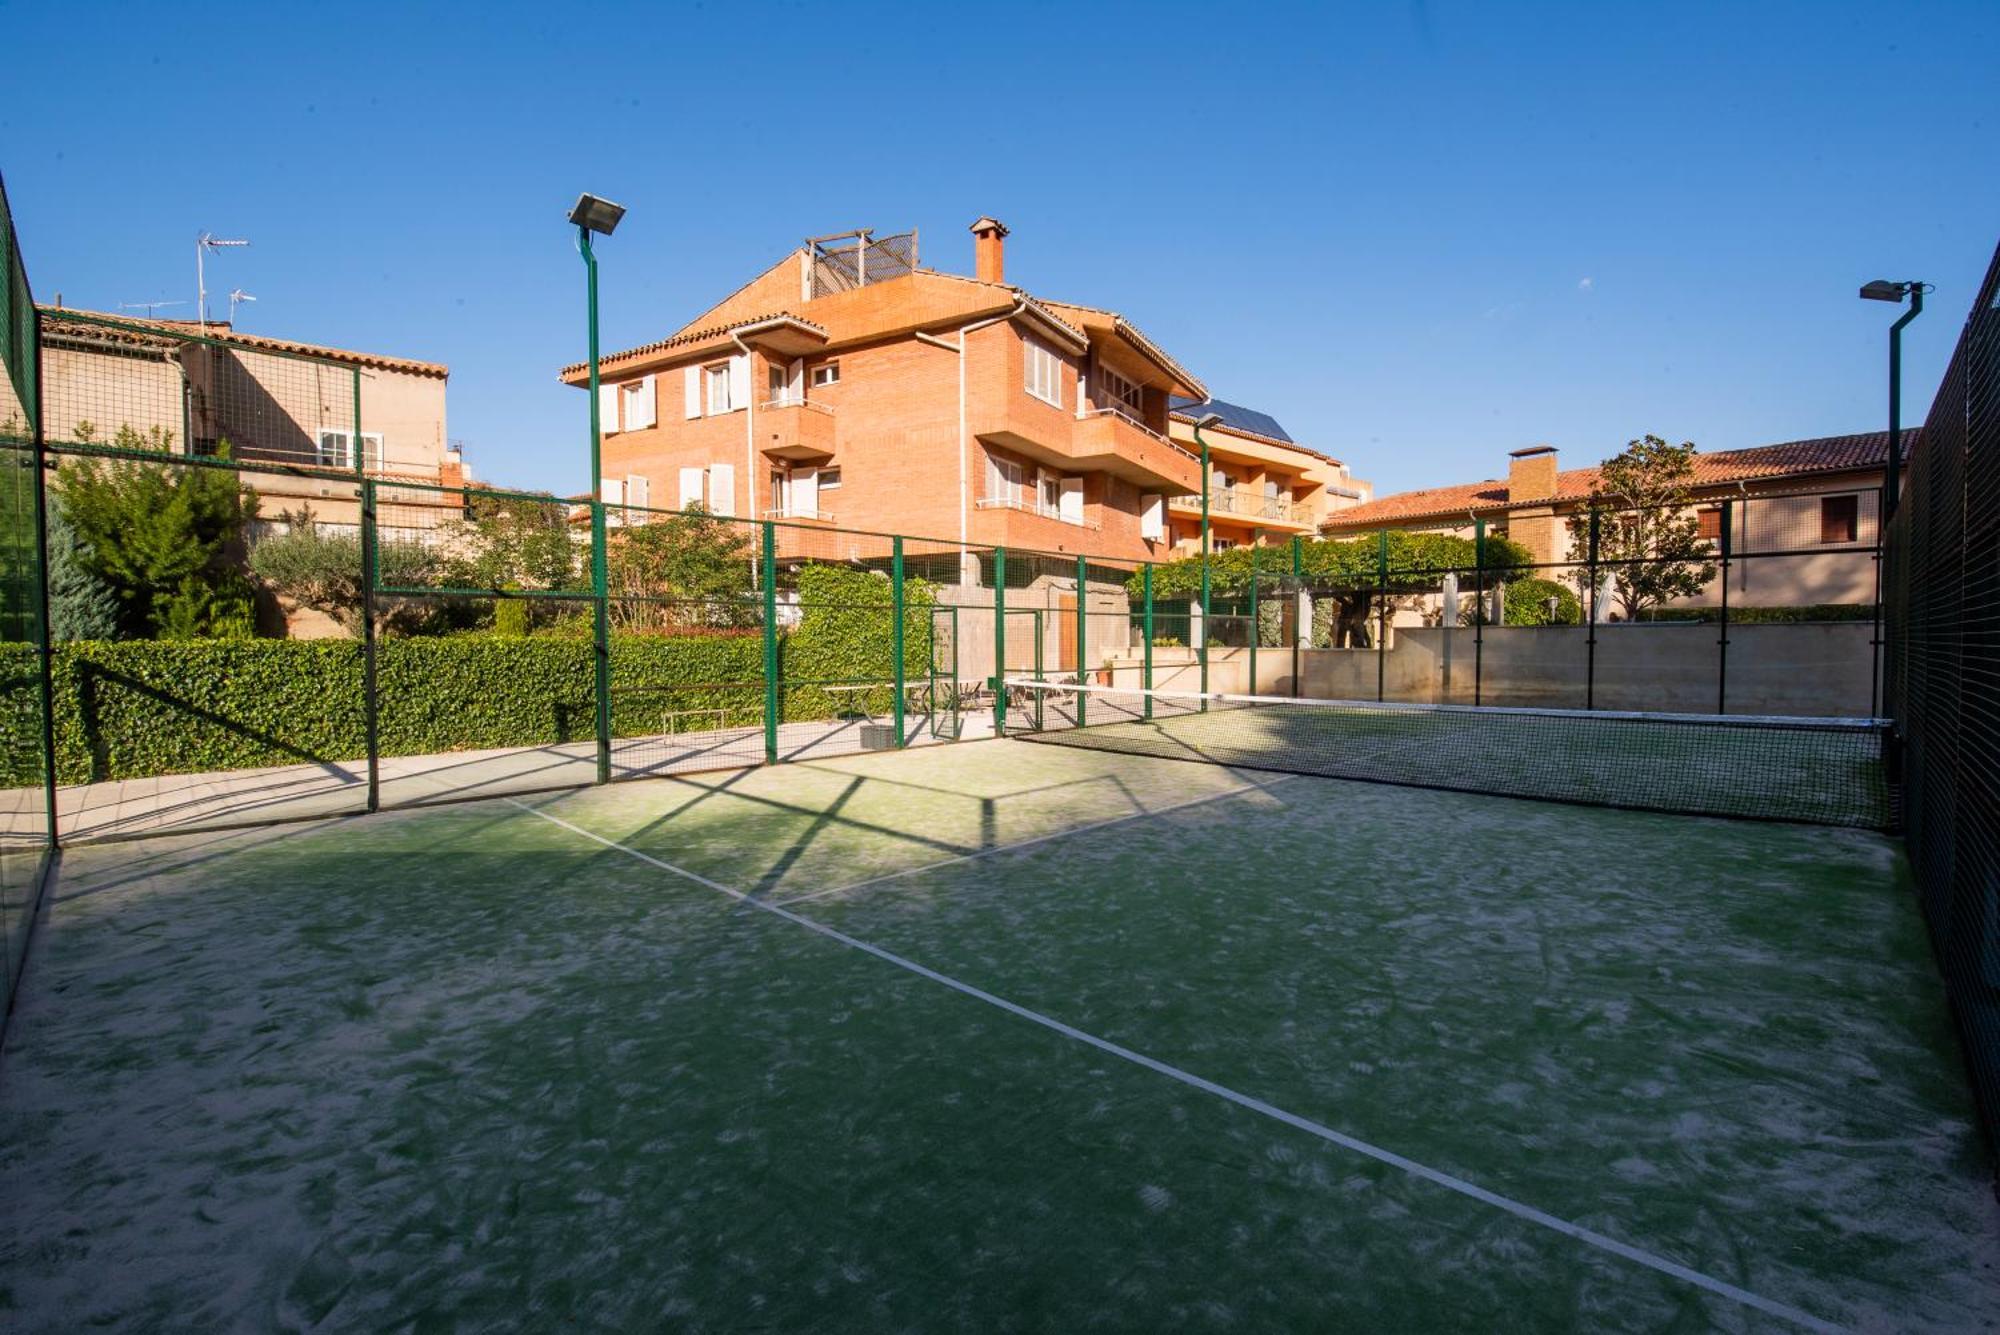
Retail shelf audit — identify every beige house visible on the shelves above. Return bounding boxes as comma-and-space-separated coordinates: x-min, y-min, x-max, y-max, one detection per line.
1162, 397, 1370, 556
1317, 433, 1898, 611
37, 309, 466, 536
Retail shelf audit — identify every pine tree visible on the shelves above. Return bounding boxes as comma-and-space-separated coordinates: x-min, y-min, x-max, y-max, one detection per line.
44, 496, 121, 641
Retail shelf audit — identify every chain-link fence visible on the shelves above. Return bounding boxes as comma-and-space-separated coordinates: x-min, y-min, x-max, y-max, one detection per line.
1886, 238, 2000, 1153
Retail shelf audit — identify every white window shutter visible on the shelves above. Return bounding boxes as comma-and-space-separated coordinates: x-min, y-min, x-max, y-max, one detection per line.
1059, 476, 1084, 525
629, 376, 657, 429
600, 477, 625, 505
728, 355, 749, 412
708, 463, 735, 516
626, 473, 650, 511
794, 467, 819, 518
1141, 494, 1164, 540
789, 358, 805, 401
598, 383, 619, 434
679, 467, 706, 509
684, 367, 702, 419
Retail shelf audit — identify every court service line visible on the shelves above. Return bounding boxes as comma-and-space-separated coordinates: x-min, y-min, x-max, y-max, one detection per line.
506, 796, 1838, 1334
773, 774, 1296, 906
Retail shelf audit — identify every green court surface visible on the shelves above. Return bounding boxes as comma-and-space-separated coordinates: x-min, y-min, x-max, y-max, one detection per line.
2, 740, 1994, 1332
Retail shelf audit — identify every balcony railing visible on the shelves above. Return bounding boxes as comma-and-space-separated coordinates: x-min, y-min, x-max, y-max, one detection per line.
760, 397, 835, 416
1173, 488, 1295, 521
1081, 405, 1198, 462
974, 495, 1101, 531
763, 506, 835, 523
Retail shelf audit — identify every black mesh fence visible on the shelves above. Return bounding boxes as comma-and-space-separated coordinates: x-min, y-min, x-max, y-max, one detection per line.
1886, 239, 2000, 1153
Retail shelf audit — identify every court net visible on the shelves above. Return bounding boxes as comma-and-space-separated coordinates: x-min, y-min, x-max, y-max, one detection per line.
1003, 679, 1893, 829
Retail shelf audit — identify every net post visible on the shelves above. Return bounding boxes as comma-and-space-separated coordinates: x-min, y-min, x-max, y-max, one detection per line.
1717, 498, 1732, 715
1585, 509, 1601, 711
1142, 562, 1154, 719
762, 521, 778, 764
356, 370, 379, 813
1291, 534, 1303, 698
1473, 518, 1486, 707
1074, 554, 1087, 727
1248, 539, 1260, 696
993, 547, 1007, 737
892, 535, 906, 747
1376, 531, 1388, 703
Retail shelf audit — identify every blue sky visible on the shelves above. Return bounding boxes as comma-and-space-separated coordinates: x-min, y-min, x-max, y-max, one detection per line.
3, 0, 1994, 497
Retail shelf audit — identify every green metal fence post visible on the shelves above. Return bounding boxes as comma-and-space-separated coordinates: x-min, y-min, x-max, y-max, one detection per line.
891, 536, 906, 747
993, 547, 1007, 736
762, 521, 778, 764
1142, 562, 1154, 719
356, 371, 379, 813
1473, 518, 1486, 707
29, 313, 58, 848
1585, 509, 1601, 711
1291, 535, 1303, 697
1717, 498, 1733, 715
1248, 541, 1260, 695
1376, 530, 1389, 703
580, 227, 613, 785
1075, 554, 1088, 727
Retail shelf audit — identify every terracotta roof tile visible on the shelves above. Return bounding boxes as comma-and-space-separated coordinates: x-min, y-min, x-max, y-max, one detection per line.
558, 312, 827, 379
39, 309, 447, 378
1321, 432, 1907, 528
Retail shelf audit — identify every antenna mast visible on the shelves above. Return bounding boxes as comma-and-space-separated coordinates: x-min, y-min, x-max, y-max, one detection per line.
196, 231, 250, 328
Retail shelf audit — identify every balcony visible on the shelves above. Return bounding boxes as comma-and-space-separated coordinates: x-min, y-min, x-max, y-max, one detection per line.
763, 506, 836, 525
974, 495, 1102, 532
758, 398, 836, 462
1169, 487, 1315, 531
968, 386, 1199, 491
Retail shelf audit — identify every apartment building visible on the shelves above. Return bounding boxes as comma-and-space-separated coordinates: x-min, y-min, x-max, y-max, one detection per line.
1318, 433, 1899, 609
1163, 398, 1370, 555
558, 219, 1208, 573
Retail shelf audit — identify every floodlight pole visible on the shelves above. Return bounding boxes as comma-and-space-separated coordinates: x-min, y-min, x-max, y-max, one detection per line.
580, 222, 612, 783
1193, 415, 1218, 704
1884, 285, 1922, 518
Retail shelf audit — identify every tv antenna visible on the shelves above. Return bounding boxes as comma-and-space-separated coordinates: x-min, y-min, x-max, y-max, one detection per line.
119, 299, 187, 320
228, 289, 257, 323
196, 231, 250, 328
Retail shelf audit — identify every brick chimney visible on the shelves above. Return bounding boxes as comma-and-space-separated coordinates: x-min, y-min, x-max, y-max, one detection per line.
1506, 445, 1560, 563
1507, 445, 1558, 501
970, 216, 1009, 284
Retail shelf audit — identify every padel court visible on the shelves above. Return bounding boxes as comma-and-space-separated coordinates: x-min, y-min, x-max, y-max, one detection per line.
3, 727, 1993, 1332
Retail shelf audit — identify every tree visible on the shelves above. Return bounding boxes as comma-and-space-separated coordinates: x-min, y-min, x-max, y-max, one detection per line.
44, 495, 121, 640
54, 433, 259, 638
249, 506, 445, 637
449, 490, 581, 593
1566, 435, 1716, 620
606, 506, 757, 633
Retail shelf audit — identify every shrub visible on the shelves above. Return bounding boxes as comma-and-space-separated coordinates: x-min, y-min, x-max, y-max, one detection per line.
248, 507, 446, 637
783, 563, 937, 720
1634, 603, 1874, 625
1472, 577, 1580, 626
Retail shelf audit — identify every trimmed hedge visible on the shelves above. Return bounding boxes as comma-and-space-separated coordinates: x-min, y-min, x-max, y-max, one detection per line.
1635, 603, 1875, 625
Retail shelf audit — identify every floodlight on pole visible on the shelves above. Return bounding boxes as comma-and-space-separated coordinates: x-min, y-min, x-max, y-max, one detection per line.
573, 192, 624, 783
196, 231, 250, 329
569, 193, 626, 236
1857, 278, 1928, 516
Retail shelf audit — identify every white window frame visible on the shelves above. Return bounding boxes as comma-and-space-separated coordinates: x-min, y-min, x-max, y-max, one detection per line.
811, 361, 840, 388
767, 364, 789, 404
705, 362, 735, 414
619, 376, 656, 431
1023, 337, 1064, 408
316, 428, 384, 471
816, 466, 841, 490
985, 452, 1027, 505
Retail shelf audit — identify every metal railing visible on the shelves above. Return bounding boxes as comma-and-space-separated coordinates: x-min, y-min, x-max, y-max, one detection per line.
1081, 404, 1197, 461
1173, 488, 1295, 521
762, 506, 835, 522
974, 495, 1103, 531
759, 397, 835, 416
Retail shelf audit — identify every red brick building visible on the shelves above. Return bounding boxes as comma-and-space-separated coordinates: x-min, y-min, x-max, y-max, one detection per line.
558, 220, 1208, 569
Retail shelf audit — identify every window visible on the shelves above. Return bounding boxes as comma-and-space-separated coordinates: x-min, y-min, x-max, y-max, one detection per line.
705, 363, 734, 414
1820, 494, 1859, 544
1697, 507, 1724, 542
620, 376, 656, 431
1098, 362, 1142, 415
768, 365, 788, 402
1040, 470, 1062, 515
316, 429, 383, 470
1023, 337, 1064, 408
1212, 537, 1237, 552
985, 452, 1027, 505
817, 466, 841, 490
811, 361, 840, 387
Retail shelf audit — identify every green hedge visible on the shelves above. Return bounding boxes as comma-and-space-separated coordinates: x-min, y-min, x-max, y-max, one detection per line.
1635, 603, 1875, 625
782, 564, 937, 721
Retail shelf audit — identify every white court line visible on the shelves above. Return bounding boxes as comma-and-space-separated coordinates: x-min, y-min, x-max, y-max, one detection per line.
773, 774, 1296, 906
505, 795, 1839, 1334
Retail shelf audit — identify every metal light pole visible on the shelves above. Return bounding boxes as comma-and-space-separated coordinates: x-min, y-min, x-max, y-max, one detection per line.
1192, 411, 1222, 700
570, 193, 627, 783
1859, 279, 1926, 517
